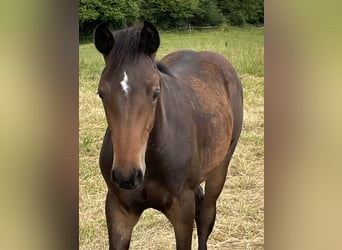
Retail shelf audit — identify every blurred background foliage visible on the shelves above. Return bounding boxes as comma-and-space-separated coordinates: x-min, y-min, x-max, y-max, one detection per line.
79, 0, 264, 36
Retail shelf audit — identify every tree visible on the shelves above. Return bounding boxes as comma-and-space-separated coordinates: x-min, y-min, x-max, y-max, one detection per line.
79, 0, 101, 32
79, 0, 140, 35
217, 0, 264, 25
98, 0, 139, 28
191, 0, 224, 26
140, 0, 200, 29
79, 0, 264, 37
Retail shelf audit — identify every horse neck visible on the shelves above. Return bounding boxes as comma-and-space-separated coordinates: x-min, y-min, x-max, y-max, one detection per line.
150, 71, 179, 137
153, 73, 170, 133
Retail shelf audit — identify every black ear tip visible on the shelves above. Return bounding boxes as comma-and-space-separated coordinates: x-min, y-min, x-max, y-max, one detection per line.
143, 20, 153, 26
94, 23, 108, 35
142, 20, 158, 32
140, 20, 160, 55
94, 23, 114, 55
95, 22, 106, 29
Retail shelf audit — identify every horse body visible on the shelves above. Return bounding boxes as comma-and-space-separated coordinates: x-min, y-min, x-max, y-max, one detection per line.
95, 21, 243, 250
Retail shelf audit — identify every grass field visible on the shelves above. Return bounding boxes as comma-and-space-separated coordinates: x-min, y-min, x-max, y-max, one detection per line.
79, 27, 264, 249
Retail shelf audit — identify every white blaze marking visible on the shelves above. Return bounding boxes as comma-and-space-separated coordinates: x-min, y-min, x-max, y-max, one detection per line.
120, 71, 130, 97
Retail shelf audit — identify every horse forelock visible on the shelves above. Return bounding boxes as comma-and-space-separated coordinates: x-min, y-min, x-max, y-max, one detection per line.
107, 25, 144, 67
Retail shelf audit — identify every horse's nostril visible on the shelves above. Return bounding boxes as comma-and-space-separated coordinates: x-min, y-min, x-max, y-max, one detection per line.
110, 169, 123, 184
134, 169, 143, 185
135, 168, 143, 180
110, 168, 143, 189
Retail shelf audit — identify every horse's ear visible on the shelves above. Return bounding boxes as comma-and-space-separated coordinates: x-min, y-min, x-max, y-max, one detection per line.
140, 21, 160, 56
94, 23, 114, 55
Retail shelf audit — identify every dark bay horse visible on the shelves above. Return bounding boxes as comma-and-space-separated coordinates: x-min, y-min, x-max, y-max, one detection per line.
94, 21, 243, 250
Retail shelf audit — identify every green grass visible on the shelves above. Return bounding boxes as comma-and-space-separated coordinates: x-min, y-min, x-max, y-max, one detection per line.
80, 27, 264, 249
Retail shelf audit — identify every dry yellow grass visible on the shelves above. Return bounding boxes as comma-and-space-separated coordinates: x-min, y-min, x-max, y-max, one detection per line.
79, 28, 264, 249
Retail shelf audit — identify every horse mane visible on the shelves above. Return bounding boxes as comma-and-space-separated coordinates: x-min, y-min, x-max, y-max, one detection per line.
157, 61, 172, 76
108, 23, 144, 66
108, 23, 173, 78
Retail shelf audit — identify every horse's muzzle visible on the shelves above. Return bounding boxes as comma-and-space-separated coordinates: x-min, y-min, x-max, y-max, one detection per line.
110, 167, 143, 190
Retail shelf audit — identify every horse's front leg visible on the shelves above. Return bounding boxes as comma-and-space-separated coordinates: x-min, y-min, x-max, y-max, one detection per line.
164, 189, 196, 250
105, 190, 141, 250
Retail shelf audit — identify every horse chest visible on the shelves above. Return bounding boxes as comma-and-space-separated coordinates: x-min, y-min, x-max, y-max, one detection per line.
142, 179, 174, 211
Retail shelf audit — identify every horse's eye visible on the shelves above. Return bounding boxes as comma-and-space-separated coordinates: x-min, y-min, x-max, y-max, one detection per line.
152, 89, 160, 103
